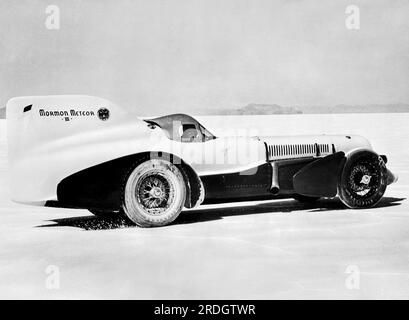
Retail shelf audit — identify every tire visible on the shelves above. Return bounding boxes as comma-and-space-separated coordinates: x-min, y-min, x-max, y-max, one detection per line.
122, 159, 186, 227
293, 195, 320, 203
338, 151, 387, 209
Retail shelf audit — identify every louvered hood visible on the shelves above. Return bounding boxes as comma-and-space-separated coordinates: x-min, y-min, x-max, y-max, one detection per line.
259, 135, 372, 161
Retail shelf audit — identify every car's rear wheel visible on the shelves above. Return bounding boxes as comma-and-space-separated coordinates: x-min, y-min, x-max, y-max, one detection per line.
338, 151, 387, 209
122, 159, 186, 227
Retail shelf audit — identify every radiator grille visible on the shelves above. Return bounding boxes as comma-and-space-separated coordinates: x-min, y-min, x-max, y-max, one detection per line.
267, 143, 332, 161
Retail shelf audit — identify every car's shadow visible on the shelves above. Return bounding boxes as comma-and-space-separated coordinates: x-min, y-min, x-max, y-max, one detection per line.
36, 196, 405, 231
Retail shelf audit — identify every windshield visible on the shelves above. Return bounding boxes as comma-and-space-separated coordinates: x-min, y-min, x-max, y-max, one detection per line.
144, 113, 216, 142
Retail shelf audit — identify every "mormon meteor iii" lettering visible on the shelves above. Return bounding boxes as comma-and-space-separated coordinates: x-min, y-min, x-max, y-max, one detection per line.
39, 109, 95, 117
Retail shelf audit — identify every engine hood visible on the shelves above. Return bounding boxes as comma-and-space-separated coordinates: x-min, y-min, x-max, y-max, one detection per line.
259, 134, 372, 161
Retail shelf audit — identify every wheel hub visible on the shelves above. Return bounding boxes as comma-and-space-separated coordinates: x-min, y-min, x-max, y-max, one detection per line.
360, 174, 371, 185
150, 186, 165, 200
348, 163, 377, 197
138, 174, 171, 212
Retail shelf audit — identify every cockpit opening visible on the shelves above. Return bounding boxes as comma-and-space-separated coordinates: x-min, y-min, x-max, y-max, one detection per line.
144, 113, 216, 143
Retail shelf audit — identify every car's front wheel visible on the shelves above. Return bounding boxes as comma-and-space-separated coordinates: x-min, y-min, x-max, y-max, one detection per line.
122, 159, 186, 227
338, 151, 387, 209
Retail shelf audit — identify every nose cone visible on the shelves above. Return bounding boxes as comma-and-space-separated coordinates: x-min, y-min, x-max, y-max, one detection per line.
387, 169, 398, 185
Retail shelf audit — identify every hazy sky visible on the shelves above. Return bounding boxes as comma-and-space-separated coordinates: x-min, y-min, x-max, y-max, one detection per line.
0, 0, 408, 114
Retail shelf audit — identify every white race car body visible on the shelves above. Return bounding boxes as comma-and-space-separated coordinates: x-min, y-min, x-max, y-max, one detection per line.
6, 95, 397, 213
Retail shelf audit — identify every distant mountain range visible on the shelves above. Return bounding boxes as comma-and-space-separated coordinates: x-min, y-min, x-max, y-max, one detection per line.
210, 103, 302, 115
202, 103, 409, 115
295, 103, 409, 115
1, 103, 409, 119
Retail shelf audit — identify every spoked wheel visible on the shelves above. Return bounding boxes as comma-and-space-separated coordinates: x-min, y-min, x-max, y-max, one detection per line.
338, 151, 387, 209
122, 159, 186, 227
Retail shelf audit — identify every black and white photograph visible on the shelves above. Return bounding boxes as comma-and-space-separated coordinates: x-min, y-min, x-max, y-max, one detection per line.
0, 0, 408, 304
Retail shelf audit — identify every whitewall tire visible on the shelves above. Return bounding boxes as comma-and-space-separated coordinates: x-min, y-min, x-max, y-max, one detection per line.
122, 159, 186, 227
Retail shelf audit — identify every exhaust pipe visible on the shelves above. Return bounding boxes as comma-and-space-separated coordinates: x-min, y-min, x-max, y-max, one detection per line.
270, 162, 280, 195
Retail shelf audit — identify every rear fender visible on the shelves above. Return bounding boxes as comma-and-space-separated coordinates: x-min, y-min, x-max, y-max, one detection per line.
55, 152, 204, 210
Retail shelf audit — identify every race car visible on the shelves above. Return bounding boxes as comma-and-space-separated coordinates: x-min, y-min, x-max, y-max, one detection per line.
6, 95, 398, 227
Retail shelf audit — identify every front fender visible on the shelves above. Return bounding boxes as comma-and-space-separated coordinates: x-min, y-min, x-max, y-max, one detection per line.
293, 152, 346, 197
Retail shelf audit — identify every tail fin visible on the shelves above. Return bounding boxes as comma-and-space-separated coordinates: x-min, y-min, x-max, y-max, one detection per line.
6, 95, 129, 164
6, 95, 134, 204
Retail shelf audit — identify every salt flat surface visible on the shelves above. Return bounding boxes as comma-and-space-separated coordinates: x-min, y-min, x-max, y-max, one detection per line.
0, 114, 408, 299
